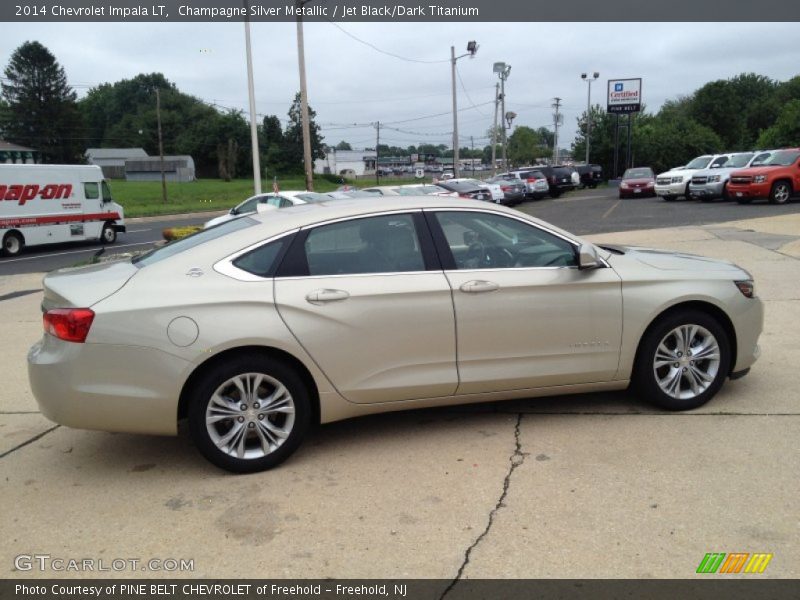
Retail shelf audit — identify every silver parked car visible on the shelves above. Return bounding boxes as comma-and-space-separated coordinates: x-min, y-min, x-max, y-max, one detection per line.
29, 198, 763, 472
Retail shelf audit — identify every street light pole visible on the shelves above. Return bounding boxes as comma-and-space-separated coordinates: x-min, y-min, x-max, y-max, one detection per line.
581, 72, 599, 165
450, 41, 478, 179
493, 62, 511, 172
296, 2, 314, 191
491, 82, 499, 176
155, 87, 167, 204
244, 15, 262, 195
451, 46, 458, 179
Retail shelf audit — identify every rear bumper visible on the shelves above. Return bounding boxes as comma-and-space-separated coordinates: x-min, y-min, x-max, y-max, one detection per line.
28, 336, 190, 436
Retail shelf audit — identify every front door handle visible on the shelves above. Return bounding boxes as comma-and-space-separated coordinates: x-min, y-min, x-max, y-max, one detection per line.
306, 289, 350, 304
459, 280, 499, 294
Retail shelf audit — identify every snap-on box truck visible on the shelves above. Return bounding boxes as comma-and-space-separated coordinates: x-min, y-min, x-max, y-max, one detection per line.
0, 164, 126, 256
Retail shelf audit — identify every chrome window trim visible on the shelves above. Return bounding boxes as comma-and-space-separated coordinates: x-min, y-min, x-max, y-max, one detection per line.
298, 208, 423, 230
274, 270, 435, 282
213, 229, 299, 282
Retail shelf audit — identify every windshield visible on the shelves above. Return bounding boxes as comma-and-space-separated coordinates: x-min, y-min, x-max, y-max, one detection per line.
685, 156, 714, 169
623, 168, 654, 179
133, 217, 258, 267
764, 150, 800, 166
727, 153, 754, 168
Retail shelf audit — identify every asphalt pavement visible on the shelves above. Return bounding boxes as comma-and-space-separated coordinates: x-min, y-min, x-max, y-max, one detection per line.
0, 214, 213, 276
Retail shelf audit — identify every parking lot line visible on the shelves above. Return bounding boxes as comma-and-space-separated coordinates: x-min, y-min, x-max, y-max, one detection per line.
0, 241, 153, 264
602, 199, 622, 219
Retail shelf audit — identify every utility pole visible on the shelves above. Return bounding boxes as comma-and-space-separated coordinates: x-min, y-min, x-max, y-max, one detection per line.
470, 135, 475, 176
155, 87, 167, 203
450, 46, 459, 179
375, 121, 381, 185
552, 97, 562, 165
491, 82, 499, 176
296, 3, 314, 191
244, 15, 262, 195
581, 72, 599, 165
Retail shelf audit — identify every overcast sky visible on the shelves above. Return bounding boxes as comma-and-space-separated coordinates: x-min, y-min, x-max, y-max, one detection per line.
2, 22, 798, 153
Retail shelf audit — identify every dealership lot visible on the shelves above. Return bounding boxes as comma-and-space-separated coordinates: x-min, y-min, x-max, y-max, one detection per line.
1, 202, 799, 579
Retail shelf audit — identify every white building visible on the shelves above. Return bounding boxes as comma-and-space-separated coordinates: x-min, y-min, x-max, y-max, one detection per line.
124, 156, 196, 182
314, 149, 377, 178
86, 148, 148, 178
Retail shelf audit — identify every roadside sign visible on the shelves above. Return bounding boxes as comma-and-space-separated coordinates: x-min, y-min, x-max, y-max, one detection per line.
415, 168, 425, 179
607, 78, 642, 113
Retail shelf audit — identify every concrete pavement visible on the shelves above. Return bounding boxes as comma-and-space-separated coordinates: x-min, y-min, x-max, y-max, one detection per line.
1, 213, 798, 580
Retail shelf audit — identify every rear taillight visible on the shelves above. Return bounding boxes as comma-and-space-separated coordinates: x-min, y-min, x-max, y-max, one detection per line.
459, 193, 471, 199
43, 308, 95, 343
501, 185, 512, 191
526, 178, 536, 183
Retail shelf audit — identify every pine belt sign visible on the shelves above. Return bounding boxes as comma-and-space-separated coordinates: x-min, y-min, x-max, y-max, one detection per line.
607, 78, 642, 113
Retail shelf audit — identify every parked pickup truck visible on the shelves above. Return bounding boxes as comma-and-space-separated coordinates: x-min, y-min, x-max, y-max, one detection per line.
727, 148, 800, 205
689, 151, 773, 202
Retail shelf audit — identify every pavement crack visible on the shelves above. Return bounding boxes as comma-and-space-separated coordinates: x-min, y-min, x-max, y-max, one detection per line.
0, 425, 59, 459
441, 413, 525, 599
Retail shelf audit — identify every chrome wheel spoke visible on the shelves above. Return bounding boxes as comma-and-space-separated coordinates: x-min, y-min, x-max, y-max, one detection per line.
205, 372, 296, 460
654, 323, 721, 401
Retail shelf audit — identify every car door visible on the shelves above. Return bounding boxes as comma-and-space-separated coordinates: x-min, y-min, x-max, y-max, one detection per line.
273, 211, 458, 404
427, 209, 623, 395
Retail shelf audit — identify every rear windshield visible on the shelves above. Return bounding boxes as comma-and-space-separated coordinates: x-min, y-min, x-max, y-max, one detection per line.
133, 217, 258, 267
623, 168, 654, 179
552, 167, 572, 176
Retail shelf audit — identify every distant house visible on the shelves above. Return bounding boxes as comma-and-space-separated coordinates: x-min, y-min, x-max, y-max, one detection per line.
0, 140, 40, 164
124, 155, 196, 182
86, 147, 149, 179
314, 149, 377, 177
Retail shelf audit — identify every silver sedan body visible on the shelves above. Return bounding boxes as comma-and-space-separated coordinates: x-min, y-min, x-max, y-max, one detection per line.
29, 197, 763, 472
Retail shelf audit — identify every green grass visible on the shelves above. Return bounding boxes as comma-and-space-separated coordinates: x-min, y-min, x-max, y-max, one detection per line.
108, 177, 337, 218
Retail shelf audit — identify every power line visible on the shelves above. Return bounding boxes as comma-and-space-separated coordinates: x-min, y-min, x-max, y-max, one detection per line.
326, 20, 450, 64
456, 65, 488, 117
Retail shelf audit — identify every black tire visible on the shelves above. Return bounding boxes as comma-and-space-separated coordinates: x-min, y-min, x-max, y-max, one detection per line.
188, 355, 311, 473
769, 181, 792, 205
684, 183, 693, 200
721, 183, 730, 202
2, 231, 24, 257
633, 309, 731, 411
100, 222, 117, 244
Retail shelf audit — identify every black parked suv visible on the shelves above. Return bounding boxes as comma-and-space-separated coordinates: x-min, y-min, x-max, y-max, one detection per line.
534, 166, 575, 197
575, 164, 603, 188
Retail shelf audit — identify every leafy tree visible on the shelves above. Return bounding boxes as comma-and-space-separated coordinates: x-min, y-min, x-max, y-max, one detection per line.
757, 100, 800, 148
259, 115, 284, 176
335, 140, 352, 150
507, 126, 542, 166
1, 41, 83, 163
281, 92, 325, 174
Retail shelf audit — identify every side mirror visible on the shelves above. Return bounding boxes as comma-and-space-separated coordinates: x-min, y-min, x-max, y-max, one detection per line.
577, 243, 601, 270
230, 208, 237, 215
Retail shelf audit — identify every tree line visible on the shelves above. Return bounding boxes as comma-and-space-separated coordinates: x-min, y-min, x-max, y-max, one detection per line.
571, 73, 800, 176
2, 41, 798, 180
0, 41, 325, 178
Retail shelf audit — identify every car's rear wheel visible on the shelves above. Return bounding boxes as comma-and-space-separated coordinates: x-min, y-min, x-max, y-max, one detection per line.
2, 231, 24, 257
188, 355, 310, 472
634, 310, 731, 411
769, 181, 791, 205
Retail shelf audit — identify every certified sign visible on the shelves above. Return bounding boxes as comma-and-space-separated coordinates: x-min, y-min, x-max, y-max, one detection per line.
415, 168, 425, 179
607, 78, 642, 113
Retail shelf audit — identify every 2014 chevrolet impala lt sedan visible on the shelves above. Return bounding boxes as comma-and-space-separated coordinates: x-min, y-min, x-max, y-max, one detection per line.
28, 197, 763, 472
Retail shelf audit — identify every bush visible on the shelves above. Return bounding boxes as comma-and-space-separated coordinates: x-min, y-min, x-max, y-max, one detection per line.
162, 225, 202, 242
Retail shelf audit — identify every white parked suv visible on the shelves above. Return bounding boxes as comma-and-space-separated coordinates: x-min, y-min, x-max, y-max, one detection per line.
655, 155, 730, 201
688, 151, 774, 202
204, 191, 326, 229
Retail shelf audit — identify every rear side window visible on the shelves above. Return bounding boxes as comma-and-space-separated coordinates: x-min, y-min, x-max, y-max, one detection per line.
232, 237, 289, 277
83, 182, 99, 199
304, 214, 424, 276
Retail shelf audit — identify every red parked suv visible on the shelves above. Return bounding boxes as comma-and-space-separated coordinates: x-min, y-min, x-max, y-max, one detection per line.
728, 148, 800, 205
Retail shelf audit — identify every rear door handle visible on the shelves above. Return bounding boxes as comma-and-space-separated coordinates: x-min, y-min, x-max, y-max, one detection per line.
306, 289, 350, 304
459, 280, 499, 294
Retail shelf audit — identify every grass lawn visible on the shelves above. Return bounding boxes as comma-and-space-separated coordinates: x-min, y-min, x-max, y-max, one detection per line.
107, 177, 334, 218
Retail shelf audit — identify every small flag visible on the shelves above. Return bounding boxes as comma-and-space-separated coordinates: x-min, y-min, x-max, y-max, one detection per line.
273, 176, 279, 194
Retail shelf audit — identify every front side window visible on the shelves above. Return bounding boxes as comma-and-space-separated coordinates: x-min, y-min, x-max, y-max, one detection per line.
434, 211, 577, 270
304, 214, 424, 276
101, 181, 113, 202
83, 182, 99, 199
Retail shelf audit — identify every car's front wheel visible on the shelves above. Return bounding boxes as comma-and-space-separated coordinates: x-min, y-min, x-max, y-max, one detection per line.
634, 310, 731, 411
188, 355, 311, 473
769, 181, 791, 205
